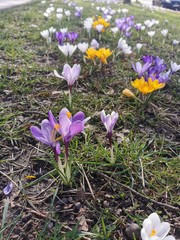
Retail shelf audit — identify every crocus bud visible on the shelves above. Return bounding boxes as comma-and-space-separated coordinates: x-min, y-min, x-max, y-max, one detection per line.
122, 88, 136, 98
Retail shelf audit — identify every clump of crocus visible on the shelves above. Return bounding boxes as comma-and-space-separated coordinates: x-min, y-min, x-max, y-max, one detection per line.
48, 108, 90, 183
131, 77, 165, 94
31, 109, 90, 185
133, 55, 171, 83
54, 63, 81, 107
115, 16, 134, 38
85, 47, 112, 65
101, 110, 119, 164
141, 212, 175, 240
56, 31, 79, 45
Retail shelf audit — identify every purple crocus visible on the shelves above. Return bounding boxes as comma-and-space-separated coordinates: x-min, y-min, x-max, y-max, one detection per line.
30, 119, 61, 157
48, 109, 90, 161
132, 62, 151, 77
66, 32, 79, 44
56, 32, 66, 45
54, 63, 81, 90
75, 10, 81, 17
101, 110, 118, 146
3, 182, 13, 195
134, 55, 172, 83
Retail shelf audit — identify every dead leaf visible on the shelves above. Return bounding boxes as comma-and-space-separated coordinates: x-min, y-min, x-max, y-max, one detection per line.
76, 215, 89, 232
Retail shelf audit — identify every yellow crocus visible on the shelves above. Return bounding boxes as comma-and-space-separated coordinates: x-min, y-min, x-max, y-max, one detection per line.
85, 47, 97, 61
131, 77, 165, 94
96, 48, 112, 64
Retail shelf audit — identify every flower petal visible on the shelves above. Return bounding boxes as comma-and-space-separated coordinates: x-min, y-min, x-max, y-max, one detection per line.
73, 111, 85, 122
156, 222, 170, 238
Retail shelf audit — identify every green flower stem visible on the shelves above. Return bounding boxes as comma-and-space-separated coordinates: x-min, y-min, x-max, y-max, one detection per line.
110, 145, 115, 164
68, 86, 72, 108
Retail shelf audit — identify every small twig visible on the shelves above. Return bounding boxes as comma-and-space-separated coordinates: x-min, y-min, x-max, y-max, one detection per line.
100, 173, 179, 212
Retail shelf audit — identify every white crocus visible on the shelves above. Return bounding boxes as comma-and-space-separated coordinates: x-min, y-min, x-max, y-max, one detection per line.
58, 43, 77, 57
122, 8, 128, 15
172, 39, 179, 45
65, 10, 71, 16
148, 31, 155, 37
117, 38, 127, 49
141, 213, 175, 240
171, 61, 180, 73
49, 27, 56, 36
84, 18, 93, 34
95, 24, 104, 33
117, 38, 132, 55
56, 8, 63, 13
161, 29, 168, 37
111, 27, 119, 35
60, 28, 68, 33
91, 39, 99, 49
122, 46, 132, 55
78, 42, 89, 53
40, 30, 51, 44
136, 43, 143, 53
56, 13, 63, 22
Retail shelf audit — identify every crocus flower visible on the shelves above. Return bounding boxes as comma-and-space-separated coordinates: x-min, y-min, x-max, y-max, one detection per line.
66, 32, 79, 43
136, 43, 143, 53
30, 119, 61, 155
148, 31, 155, 43
122, 88, 136, 98
85, 47, 97, 61
65, 10, 71, 16
40, 30, 51, 44
58, 43, 77, 57
101, 110, 119, 136
111, 27, 119, 35
78, 42, 89, 53
141, 212, 175, 240
95, 24, 104, 33
172, 39, 179, 46
84, 17, 93, 34
49, 27, 56, 36
117, 38, 132, 55
170, 61, 180, 73
48, 108, 90, 148
3, 182, 13, 195
93, 16, 110, 32
56, 32, 66, 45
91, 39, 99, 49
148, 31, 155, 37
131, 77, 165, 94
161, 29, 168, 37
132, 62, 151, 77
54, 63, 81, 88
96, 48, 113, 64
